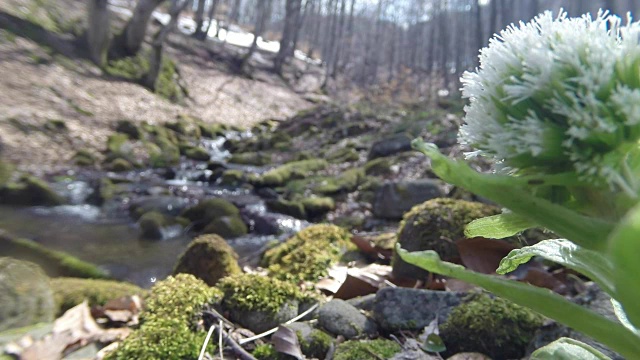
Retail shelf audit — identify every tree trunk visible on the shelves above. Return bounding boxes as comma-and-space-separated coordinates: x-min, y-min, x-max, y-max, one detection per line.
193, 0, 207, 39
241, 0, 272, 74
144, 0, 190, 90
202, 0, 219, 39
291, 0, 312, 58
275, 0, 302, 74
111, 0, 166, 59
330, 0, 347, 79
87, 0, 111, 66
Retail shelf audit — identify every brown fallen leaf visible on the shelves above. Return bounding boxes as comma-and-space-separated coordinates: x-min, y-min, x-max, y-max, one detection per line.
318, 264, 395, 299
456, 237, 517, 274
273, 326, 303, 360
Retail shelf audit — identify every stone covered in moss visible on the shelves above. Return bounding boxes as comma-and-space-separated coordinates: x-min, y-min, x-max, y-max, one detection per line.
440, 294, 544, 359
254, 159, 327, 187
328, 147, 360, 163
51, 277, 143, 315
115, 120, 141, 139
299, 327, 333, 359
138, 211, 186, 240
364, 157, 393, 176
0, 232, 108, 279
392, 198, 499, 280
181, 198, 241, 231
262, 224, 354, 283
155, 58, 183, 102
252, 344, 295, 360
315, 168, 364, 194
217, 273, 308, 333
106, 133, 130, 156
300, 197, 335, 218
266, 198, 306, 219
198, 123, 226, 138
333, 339, 401, 360
219, 169, 245, 186
173, 234, 241, 286
105, 157, 133, 172
229, 152, 271, 166
0, 176, 65, 206
202, 215, 248, 238
0, 161, 13, 187
105, 274, 222, 360
0, 258, 55, 332
72, 149, 96, 167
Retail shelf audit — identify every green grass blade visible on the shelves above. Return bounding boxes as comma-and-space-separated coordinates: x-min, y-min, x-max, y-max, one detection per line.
464, 213, 537, 239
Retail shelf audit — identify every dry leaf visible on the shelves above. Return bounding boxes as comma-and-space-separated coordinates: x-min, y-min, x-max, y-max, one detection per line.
272, 326, 303, 360
456, 237, 517, 274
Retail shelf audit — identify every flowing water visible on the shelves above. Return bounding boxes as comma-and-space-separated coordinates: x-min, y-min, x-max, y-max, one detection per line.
0, 135, 308, 287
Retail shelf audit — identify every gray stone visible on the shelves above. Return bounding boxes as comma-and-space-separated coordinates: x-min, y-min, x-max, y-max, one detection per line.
318, 299, 377, 339
0, 258, 55, 332
129, 196, 190, 218
372, 180, 445, 219
373, 287, 465, 332
526, 284, 624, 359
368, 134, 413, 160
230, 300, 299, 334
347, 294, 376, 311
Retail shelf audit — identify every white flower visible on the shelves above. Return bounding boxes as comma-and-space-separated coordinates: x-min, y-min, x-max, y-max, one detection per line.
459, 10, 640, 192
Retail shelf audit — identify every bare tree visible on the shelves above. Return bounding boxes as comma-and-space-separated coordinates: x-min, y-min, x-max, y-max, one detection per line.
111, 0, 166, 58
87, 0, 111, 66
193, 0, 207, 39
241, 0, 273, 73
275, 0, 303, 74
203, 0, 220, 38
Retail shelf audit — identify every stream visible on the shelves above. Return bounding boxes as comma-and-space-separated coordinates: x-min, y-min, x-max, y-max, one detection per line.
0, 134, 308, 287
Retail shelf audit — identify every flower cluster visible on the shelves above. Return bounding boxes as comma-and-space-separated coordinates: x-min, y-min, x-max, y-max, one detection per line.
459, 10, 640, 194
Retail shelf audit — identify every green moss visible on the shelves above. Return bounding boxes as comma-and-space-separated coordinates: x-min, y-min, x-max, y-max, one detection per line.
105, 54, 149, 80
300, 329, 333, 359
252, 344, 295, 360
217, 274, 303, 314
106, 274, 222, 360
174, 235, 241, 286
0, 176, 65, 206
138, 211, 170, 239
105, 158, 133, 172
266, 198, 306, 219
72, 150, 96, 167
315, 168, 364, 194
0, 161, 14, 187
440, 294, 544, 359
262, 224, 355, 283
51, 278, 144, 315
300, 197, 335, 218
0, 233, 107, 279
181, 198, 240, 231
202, 215, 248, 238
155, 58, 182, 102
106, 133, 130, 155
149, 136, 180, 168
333, 339, 401, 360
229, 152, 272, 166
364, 157, 392, 176
198, 123, 226, 138
219, 170, 245, 186
184, 147, 210, 161
328, 147, 360, 163
255, 159, 327, 187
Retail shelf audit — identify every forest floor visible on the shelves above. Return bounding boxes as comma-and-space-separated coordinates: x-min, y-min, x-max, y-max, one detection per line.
0, 0, 323, 172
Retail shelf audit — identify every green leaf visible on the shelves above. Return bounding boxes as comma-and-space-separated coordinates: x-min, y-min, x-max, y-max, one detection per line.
396, 244, 640, 359
496, 239, 615, 296
464, 213, 538, 239
530, 338, 611, 360
609, 202, 640, 329
412, 140, 615, 251
422, 334, 446, 353
611, 299, 640, 335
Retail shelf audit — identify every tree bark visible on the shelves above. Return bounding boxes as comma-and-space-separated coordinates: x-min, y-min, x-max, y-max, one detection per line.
241, 0, 272, 74
111, 0, 166, 59
87, 0, 111, 66
193, 0, 207, 39
275, 0, 302, 74
202, 0, 219, 39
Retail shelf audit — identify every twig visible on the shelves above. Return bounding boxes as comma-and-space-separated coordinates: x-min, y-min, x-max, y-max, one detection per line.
198, 324, 216, 360
214, 326, 257, 360
218, 320, 223, 360
238, 303, 320, 345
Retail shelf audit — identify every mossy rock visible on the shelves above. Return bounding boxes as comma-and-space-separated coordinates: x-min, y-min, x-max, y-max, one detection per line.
0, 176, 65, 206
149, 137, 180, 168
219, 169, 245, 186
72, 149, 96, 167
115, 120, 141, 139
327, 147, 360, 163
217, 274, 307, 333
0, 161, 13, 187
105, 53, 149, 80
51, 277, 144, 315
106, 133, 130, 155
440, 294, 544, 359
266, 198, 307, 219
43, 119, 67, 132
181, 198, 241, 232
333, 339, 401, 360
105, 157, 133, 172
289, 323, 333, 359
105, 274, 222, 360
184, 146, 210, 161
202, 215, 248, 238
173, 234, 241, 286
155, 58, 183, 102
254, 159, 327, 187
228, 152, 271, 166
300, 197, 335, 218
198, 123, 226, 138
252, 344, 296, 360
0, 231, 108, 279
315, 168, 365, 195
392, 198, 499, 280
364, 157, 393, 176
262, 224, 355, 283
138, 211, 185, 240
0, 258, 55, 332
